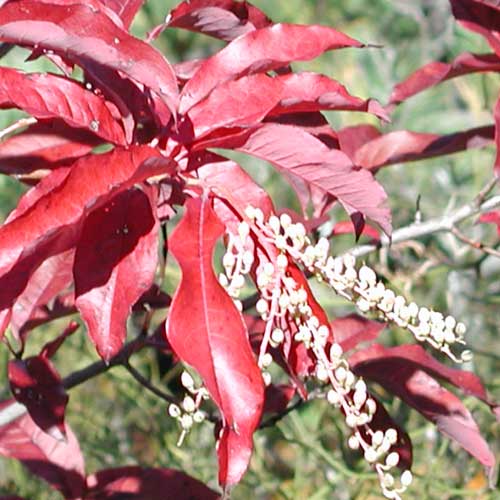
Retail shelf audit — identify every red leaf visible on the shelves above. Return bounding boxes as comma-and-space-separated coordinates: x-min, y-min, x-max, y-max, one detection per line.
389, 52, 500, 105
0, 2, 179, 114
100, 0, 144, 28
195, 152, 274, 231
0, 67, 126, 145
8, 357, 68, 440
166, 196, 264, 486
349, 344, 497, 467
263, 384, 296, 415
0, 121, 99, 175
180, 23, 365, 113
10, 250, 74, 336
199, 123, 392, 234
478, 210, 500, 235
0, 146, 169, 312
40, 321, 79, 359
0, 402, 85, 498
188, 74, 284, 138
330, 220, 381, 243
330, 313, 385, 352
166, 0, 272, 41
74, 187, 159, 361
85, 466, 219, 499
340, 125, 494, 171
450, 0, 500, 57
270, 72, 389, 121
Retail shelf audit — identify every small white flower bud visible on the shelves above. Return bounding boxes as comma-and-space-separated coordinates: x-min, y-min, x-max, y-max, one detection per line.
244, 206, 256, 219
242, 250, 254, 269
365, 398, 377, 414
181, 371, 194, 390
407, 302, 419, 318
329, 343, 343, 360
353, 389, 367, 408
455, 322, 466, 335
269, 215, 281, 233
364, 447, 378, 463
280, 213, 292, 228
385, 428, 398, 445
253, 208, 264, 223
357, 298, 371, 312
418, 307, 430, 323
461, 350, 473, 362
444, 315, 456, 329
271, 328, 284, 344
400, 470, 413, 487
316, 363, 329, 381
262, 371, 272, 386
327, 389, 340, 406
256, 299, 268, 314
275, 234, 287, 249
168, 404, 181, 418
348, 435, 360, 450
261, 352, 273, 368
238, 221, 250, 239
222, 252, 235, 269
382, 473, 395, 488
335, 366, 347, 382
182, 396, 196, 413
385, 452, 400, 468
317, 324, 329, 339
359, 265, 377, 285
346, 414, 358, 428
343, 253, 356, 268
231, 274, 245, 289
193, 410, 205, 423
219, 273, 229, 287
372, 430, 384, 447
180, 414, 194, 430
276, 253, 288, 270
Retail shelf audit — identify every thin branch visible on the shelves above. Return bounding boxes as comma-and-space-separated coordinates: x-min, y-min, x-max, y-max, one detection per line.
123, 360, 178, 405
347, 189, 500, 258
0, 117, 37, 141
450, 225, 500, 258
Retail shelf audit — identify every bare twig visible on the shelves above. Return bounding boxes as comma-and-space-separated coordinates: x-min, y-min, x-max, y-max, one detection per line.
0, 117, 37, 141
348, 188, 500, 258
450, 225, 500, 258
123, 360, 178, 405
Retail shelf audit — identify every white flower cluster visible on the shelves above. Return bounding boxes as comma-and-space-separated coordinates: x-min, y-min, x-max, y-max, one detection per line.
245, 206, 471, 364
233, 207, 415, 499
168, 371, 208, 446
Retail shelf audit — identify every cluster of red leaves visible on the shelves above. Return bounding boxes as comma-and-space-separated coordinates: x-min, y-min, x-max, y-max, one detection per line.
0, 0, 498, 498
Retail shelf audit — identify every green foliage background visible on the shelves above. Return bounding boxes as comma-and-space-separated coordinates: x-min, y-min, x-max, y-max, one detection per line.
0, 1, 498, 498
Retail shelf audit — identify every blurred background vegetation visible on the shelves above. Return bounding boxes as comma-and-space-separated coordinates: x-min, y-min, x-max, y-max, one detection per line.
0, 0, 499, 498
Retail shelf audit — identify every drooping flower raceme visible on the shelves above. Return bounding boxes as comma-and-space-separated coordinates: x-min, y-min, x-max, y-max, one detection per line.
216, 206, 472, 499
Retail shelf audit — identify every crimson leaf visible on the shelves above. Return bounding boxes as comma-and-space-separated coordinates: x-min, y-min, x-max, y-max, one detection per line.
0, 67, 126, 145
180, 23, 365, 113
74, 187, 159, 361
8, 356, 68, 440
0, 402, 85, 499
0, 1, 178, 114
166, 196, 264, 486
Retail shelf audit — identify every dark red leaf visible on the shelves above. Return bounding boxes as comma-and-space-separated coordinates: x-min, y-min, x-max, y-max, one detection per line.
478, 210, 500, 235
180, 23, 365, 113
195, 152, 274, 231
10, 250, 74, 336
0, 2, 179, 114
263, 384, 296, 415
100, 0, 144, 28
166, 196, 264, 486
389, 52, 500, 105
74, 187, 159, 361
40, 321, 79, 359
0, 121, 99, 176
349, 344, 497, 467
340, 125, 494, 171
187, 74, 284, 138
330, 220, 380, 243
198, 123, 392, 234
270, 72, 389, 121
85, 466, 219, 499
450, 0, 500, 56
0, 401, 85, 498
0, 67, 126, 145
0, 146, 169, 312
8, 357, 68, 440
165, 0, 272, 41
330, 313, 385, 352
